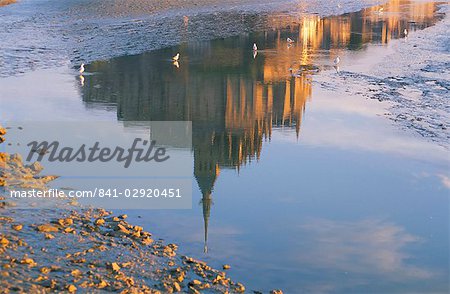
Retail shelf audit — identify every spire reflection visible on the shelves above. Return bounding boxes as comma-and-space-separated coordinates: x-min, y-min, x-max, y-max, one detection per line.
79, 0, 442, 253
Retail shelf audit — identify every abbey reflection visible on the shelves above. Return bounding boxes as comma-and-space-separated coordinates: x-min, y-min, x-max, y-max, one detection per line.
80, 0, 441, 252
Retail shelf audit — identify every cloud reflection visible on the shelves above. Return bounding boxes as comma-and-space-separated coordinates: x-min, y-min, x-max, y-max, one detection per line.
297, 218, 433, 280
437, 174, 450, 190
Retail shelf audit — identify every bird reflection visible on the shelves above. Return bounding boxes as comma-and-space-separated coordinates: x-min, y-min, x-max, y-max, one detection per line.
79, 63, 85, 74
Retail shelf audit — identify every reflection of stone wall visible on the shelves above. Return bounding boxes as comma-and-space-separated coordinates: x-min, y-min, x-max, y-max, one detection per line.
264, 0, 440, 54
80, 0, 442, 195
81, 41, 311, 171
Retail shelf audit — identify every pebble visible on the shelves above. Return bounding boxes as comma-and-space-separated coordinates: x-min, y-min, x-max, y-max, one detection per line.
67, 284, 77, 293
117, 223, 130, 234
27, 162, 43, 173
37, 224, 59, 232
95, 218, 105, 226
44, 233, 55, 239
12, 224, 23, 231
141, 237, 153, 245
98, 280, 108, 289
0, 237, 9, 247
189, 279, 202, 286
20, 257, 36, 266
111, 262, 121, 272
235, 282, 245, 292
172, 281, 181, 292
64, 227, 75, 234
58, 218, 74, 227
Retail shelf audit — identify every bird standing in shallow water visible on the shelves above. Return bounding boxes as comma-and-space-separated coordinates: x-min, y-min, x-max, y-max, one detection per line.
334, 56, 340, 66
78, 63, 85, 86
253, 43, 258, 51
404, 29, 408, 37
172, 53, 180, 62
333, 56, 341, 73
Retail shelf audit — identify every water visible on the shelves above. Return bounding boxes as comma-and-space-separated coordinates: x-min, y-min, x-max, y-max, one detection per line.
0, 0, 448, 292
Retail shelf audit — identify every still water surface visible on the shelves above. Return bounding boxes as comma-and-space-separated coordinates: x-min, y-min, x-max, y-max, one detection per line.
1, 0, 448, 292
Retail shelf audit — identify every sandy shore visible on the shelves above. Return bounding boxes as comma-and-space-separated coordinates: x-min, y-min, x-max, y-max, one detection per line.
0, 126, 270, 293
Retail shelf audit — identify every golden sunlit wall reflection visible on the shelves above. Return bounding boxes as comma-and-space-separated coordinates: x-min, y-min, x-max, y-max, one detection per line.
81, 0, 441, 174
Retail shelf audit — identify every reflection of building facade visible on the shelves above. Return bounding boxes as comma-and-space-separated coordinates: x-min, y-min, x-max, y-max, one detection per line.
80, 0, 441, 252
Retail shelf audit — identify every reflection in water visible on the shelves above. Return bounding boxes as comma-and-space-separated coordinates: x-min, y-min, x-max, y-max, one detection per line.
79, 1, 443, 252
296, 218, 437, 293
298, 219, 430, 278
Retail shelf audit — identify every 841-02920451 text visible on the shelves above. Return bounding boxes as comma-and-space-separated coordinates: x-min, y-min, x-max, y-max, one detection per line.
76, 188, 182, 198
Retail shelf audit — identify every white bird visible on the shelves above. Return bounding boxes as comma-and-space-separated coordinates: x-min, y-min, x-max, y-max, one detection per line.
334, 56, 340, 66
287, 37, 294, 43
253, 43, 258, 51
404, 28, 408, 37
172, 53, 180, 62
79, 63, 85, 74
